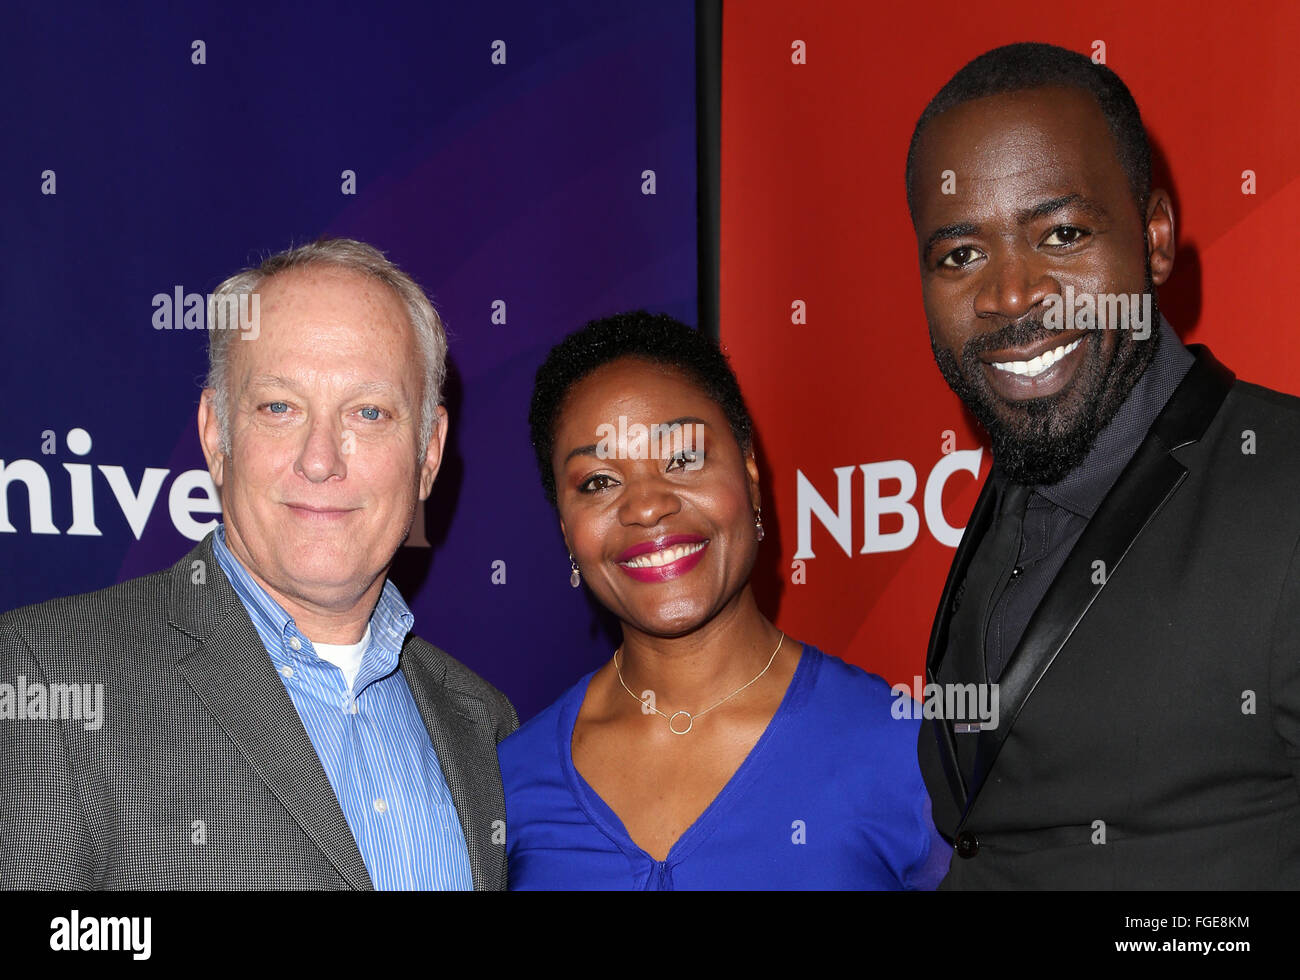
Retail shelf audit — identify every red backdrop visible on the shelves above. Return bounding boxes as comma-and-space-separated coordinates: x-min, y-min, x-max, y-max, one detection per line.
721, 0, 1300, 684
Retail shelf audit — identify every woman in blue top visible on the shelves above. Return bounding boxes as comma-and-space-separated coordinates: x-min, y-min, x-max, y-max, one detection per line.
499, 311, 950, 890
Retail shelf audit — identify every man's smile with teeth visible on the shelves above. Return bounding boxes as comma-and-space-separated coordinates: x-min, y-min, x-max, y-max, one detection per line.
990, 338, 1083, 378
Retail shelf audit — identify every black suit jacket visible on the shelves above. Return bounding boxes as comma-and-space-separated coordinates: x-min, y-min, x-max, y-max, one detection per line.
0, 533, 518, 889
919, 346, 1300, 888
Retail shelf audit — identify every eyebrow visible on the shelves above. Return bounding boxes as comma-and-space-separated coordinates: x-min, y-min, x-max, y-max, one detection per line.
921, 193, 1109, 260
922, 223, 979, 259
563, 417, 710, 465
1015, 193, 1108, 224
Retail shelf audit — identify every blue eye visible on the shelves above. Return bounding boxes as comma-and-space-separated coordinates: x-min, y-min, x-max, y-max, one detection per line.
359, 407, 382, 421
268, 402, 289, 414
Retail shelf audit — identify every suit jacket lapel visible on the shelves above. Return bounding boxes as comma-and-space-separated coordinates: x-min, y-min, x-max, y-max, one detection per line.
925, 467, 998, 811
960, 347, 1235, 821
401, 641, 504, 892
169, 536, 373, 890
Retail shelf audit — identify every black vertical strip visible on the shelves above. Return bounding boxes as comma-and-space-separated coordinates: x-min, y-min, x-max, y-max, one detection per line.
696, 0, 722, 339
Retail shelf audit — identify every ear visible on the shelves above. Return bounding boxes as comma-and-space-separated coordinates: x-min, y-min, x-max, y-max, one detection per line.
558, 515, 569, 554
417, 406, 450, 500
197, 389, 226, 488
745, 449, 762, 513
1144, 189, 1176, 287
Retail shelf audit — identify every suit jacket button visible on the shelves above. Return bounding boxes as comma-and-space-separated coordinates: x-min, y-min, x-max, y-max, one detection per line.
955, 831, 979, 859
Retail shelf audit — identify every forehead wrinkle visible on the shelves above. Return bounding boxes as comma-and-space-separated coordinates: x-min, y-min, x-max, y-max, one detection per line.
916, 97, 1098, 193
256, 272, 415, 348
928, 166, 1091, 228
241, 371, 412, 405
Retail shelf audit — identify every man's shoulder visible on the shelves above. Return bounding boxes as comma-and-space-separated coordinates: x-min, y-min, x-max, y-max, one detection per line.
1227, 377, 1300, 422
402, 633, 518, 734
1174, 369, 1300, 538
0, 542, 205, 669
1209, 375, 1300, 473
1174, 352, 1300, 462
1, 559, 179, 637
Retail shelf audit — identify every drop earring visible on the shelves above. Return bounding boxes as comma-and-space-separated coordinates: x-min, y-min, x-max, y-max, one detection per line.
569, 554, 581, 588
754, 507, 765, 542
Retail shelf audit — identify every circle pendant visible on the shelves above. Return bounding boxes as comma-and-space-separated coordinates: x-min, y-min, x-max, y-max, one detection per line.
668, 710, 694, 735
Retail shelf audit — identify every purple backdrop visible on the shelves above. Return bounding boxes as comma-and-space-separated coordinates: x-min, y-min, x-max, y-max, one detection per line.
0, 1, 697, 720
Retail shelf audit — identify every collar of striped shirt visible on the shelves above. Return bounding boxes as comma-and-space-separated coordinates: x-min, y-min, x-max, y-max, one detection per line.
210, 524, 414, 693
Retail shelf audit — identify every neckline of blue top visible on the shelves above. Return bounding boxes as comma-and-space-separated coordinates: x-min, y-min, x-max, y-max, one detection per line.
556, 642, 820, 869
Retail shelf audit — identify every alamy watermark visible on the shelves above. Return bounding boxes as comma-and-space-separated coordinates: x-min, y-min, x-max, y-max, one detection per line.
595, 416, 704, 468
891, 675, 999, 731
1043, 286, 1152, 340
151, 286, 260, 339
0, 676, 103, 731
50, 910, 150, 960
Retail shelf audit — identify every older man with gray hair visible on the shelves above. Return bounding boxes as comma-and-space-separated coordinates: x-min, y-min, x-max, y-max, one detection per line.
0, 238, 517, 890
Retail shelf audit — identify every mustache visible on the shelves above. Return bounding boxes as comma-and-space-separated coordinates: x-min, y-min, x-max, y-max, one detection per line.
961, 273, 1160, 364
961, 317, 1054, 361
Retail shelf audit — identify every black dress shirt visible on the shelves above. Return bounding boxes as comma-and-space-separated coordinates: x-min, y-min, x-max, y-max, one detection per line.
970, 317, 1194, 681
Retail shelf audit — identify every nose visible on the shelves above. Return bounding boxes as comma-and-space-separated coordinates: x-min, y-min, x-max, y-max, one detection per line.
294, 415, 348, 483
973, 245, 1057, 321
617, 471, 682, 529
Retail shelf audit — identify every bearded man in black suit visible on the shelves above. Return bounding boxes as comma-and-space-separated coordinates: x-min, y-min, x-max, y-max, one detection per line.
908, 42, 1300, 888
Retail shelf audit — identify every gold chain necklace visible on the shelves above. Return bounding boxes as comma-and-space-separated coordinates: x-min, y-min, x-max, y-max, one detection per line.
613, 632, 785, 735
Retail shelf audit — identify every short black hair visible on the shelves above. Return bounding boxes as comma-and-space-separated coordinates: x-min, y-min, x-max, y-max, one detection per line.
528, 311, 754, 506
905, 42, 1151, 221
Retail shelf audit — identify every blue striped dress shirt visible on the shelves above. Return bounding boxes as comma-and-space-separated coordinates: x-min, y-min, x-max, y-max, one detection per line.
212, 525, 472, 890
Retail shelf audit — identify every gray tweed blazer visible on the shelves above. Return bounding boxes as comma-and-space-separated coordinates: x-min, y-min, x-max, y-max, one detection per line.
0, 532, 518, 890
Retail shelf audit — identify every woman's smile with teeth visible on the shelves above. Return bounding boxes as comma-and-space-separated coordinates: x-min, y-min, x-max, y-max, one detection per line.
620, 541, 708, 568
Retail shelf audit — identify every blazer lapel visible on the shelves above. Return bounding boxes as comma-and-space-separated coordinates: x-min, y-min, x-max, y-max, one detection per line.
961, 347, 1235, 820
925, 467, 998, 811
400, 641, 504, 891
169, 537, 373, 891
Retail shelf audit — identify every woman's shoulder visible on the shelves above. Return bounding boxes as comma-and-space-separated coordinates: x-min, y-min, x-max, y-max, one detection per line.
798, 644, 901, 707
497, 668, 596, 775
790, 643, 919, 744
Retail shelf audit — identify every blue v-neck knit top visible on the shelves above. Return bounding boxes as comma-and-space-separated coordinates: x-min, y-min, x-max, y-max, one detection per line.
498, 644, 950, 890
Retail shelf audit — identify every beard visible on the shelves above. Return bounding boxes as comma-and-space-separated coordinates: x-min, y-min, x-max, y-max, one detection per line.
930, 274, 1161, 487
